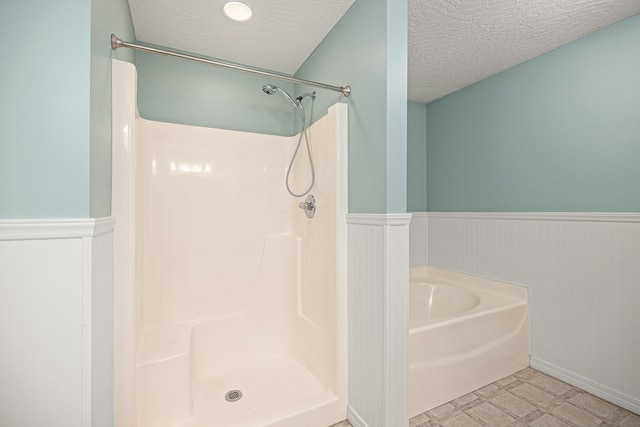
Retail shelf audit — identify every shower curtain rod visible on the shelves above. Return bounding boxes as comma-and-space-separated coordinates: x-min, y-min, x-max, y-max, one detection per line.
111, 34, 351, 97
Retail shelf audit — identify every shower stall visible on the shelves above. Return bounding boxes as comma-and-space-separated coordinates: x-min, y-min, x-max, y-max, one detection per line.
112, 60, 348, 427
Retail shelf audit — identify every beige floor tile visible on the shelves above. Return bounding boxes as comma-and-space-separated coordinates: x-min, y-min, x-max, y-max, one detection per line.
552, 402, 604, 427
441, 413, 483, 427
454, 393, 479, 407
475, 383, 501, 398
514, 367, 541, 380
567, 392, 618, 419
510, 383, 555, 406
429, 402, 459, 420
491, 391, 537, 417
328, 421, 351, 427
528, 413, 572, 427
410, 413, 430, 426
467, 401, 515, 426
496, 375, 519, 387
529, 375, 574, 396
619, 412, 640, 427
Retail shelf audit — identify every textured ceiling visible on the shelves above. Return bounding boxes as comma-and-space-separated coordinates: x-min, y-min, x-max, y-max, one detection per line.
128, 0, 640, 103
127, 0, 355, 75
409, 0, 640, 103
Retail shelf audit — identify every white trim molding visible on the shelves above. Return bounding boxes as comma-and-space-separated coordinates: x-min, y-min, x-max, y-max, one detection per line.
347, 406, 369, 427
94, 217, 117, 237
426, 211, 640, 223
0, 217, 115, 241
347, 213, 412, 226
347, 213, 411, 427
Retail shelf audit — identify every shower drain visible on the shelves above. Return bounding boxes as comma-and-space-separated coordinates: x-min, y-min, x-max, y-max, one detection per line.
225, 389, 242, 402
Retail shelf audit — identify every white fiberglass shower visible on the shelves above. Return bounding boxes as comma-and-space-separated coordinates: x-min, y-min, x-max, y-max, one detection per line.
112, 60, 348, 427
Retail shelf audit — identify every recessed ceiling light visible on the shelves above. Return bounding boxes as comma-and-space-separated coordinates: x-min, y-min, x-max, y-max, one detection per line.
223, 2, 253, 22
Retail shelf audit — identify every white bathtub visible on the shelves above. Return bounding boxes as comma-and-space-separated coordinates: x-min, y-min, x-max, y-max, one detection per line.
409, 267, 529, 417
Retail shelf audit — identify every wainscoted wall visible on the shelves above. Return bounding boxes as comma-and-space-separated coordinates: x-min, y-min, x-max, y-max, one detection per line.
0, 218, 115, 427
409, 212, 428, 267
410, 212, 640, 414
347, 214, 411, 427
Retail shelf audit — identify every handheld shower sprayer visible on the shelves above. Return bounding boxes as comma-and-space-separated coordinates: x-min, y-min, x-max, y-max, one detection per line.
261, 84, 277, 95
262, 84, 299, 109
261, 83, 316, 198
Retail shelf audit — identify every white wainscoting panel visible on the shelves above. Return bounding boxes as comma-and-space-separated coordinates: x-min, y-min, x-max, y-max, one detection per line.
347, 214, 411, 427
90, 221, 115, 427
409, 213, 427, 267
0, 218, 115, 427
424, 212, 640, 414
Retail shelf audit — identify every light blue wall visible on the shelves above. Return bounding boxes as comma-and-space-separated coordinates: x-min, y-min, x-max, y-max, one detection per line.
135, 51, 295, 136
426, 13, 640, 212
407, 101, 427, 212
0, 0, 134, 219
90, 0, 136, 217
385, 2, 409, 213
0, 1, 91, 218
295, 0, 408, 213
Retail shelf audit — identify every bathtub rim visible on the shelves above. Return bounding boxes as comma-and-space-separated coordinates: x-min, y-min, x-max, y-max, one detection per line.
410, 266, 527, 300
410, 281, 481, 322
409, 266, 528, 333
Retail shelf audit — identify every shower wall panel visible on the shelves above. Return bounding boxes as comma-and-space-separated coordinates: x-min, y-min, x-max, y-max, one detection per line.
292, 106, 346, 392
137, 119, 295, 330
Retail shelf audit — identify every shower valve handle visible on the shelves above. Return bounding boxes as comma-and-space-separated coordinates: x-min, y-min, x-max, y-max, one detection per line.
298, 195, 316, 218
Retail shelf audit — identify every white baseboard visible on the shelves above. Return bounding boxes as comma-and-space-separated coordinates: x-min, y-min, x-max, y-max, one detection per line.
347, 406, 369, 427
530, 357, 640, 415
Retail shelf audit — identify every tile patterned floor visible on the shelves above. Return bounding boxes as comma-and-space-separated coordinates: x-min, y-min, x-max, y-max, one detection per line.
329, 368, 640, 427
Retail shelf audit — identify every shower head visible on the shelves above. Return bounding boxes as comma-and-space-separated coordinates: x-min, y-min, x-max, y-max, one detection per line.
262, 84, 299, 109
262, 84, 277, 95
